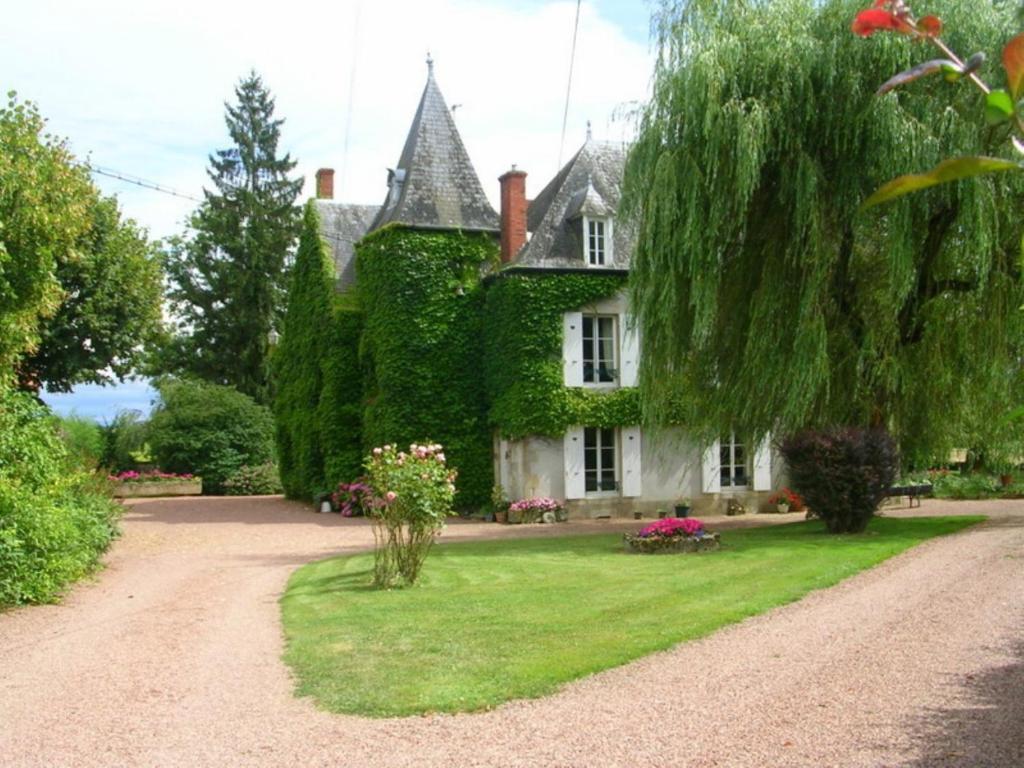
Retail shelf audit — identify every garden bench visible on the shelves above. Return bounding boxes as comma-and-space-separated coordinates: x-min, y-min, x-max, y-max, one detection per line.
885, 483, 933, 508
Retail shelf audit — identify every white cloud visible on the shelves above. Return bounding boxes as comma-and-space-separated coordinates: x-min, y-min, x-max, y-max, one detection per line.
1, 0, 651, 239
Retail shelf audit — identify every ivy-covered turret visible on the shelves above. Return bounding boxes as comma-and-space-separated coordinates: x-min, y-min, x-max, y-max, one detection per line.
355, 60, 500, 508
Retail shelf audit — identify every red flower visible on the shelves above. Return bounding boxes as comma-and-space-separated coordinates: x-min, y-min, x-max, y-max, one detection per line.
851, 8, 908, 37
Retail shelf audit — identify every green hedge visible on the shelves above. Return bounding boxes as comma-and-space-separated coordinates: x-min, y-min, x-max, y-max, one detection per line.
0, 385, 120, 605
484, 271, 640, 438
357, 226, 497, 508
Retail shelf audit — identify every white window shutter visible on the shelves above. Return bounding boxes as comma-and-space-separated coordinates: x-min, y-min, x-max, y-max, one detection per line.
620, 314, 639, 388
563, 312, 583, 387
621, 426, 642, 497
753, 435, 772, 491
702, 441, 721, 494
564, 427, 585, 499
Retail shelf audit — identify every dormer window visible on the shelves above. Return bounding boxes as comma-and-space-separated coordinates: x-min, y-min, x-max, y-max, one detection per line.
584, 216, 612, 266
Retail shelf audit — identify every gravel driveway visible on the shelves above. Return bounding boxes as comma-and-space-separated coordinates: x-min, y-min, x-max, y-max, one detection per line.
1, 496, 1021, 767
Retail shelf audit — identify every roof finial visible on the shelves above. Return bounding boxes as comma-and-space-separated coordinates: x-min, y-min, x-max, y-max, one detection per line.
426, 51, 434, 76
586, 120, 592, 142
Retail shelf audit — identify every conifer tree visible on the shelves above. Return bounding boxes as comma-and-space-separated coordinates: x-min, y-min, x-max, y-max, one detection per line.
162, 71, 302, 403
622, 0, 1024, 463
273, 202, 333, 498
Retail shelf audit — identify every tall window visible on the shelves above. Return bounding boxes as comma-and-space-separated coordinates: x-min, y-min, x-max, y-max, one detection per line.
582, 315, 616, 383
587, 218, 606, 265
585, 427, 617, 492
720, 432, 748, 488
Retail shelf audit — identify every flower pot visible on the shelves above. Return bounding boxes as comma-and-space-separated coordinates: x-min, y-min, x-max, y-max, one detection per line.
495, 510, 508, 524
777, 503, 790, 514
633, 511, 643, 520
674, 504, 690, 518
1000, 473, 1013, 488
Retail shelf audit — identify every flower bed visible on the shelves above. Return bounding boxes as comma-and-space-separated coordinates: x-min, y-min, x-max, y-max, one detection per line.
623, 517, 720, 554
109, 470, 202, 498
507, 497, 567, 524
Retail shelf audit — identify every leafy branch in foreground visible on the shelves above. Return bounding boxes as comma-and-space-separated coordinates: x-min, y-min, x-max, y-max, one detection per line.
854, 0, 1024, 206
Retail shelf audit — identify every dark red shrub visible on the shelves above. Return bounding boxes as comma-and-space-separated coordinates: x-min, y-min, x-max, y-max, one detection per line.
780, 427, 898, 533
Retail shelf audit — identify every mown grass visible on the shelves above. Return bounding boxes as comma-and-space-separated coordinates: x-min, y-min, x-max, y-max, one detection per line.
280, 516, 982, 717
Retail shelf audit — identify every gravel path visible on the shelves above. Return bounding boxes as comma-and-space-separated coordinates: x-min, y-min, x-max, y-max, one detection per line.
1, 496, 1021, 767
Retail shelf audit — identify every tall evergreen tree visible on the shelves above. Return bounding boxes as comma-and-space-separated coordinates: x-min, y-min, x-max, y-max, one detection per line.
162, 71, 302, 403
622, 0, 1024, 464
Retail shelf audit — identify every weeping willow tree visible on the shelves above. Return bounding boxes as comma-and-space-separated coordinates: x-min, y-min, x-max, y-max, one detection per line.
622, 0, 1024, 464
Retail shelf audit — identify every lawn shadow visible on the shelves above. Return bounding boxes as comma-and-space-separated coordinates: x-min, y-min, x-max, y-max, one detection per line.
897, 639, 1024, 767
290, 568, 378, 595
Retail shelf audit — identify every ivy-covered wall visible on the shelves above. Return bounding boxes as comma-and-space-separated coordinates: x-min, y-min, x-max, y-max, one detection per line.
356, 226, 498, 508
274, 202, 332, 499
318, 295, 364, 490
484, 271, 641, 439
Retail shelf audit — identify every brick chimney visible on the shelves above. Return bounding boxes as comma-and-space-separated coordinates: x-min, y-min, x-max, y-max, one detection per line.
315, 168, 335, 200
499, 167, 527, 263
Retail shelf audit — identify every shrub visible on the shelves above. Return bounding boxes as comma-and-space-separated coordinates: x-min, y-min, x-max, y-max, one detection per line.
780, 427, 898, 533
364, 442, 456, 588
333, 478, 373, 517
623, 517, 720, 553
0, 385, 119, 605
147, 379, 275, 494
99, 409, 149, 472
55, 414, 104, 469
109, 470, 195, 483
223, 462, 283, 496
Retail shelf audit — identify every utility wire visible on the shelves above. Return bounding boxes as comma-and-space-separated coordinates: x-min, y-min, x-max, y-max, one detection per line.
557, 0, 583, 170
89, 164, 203, 203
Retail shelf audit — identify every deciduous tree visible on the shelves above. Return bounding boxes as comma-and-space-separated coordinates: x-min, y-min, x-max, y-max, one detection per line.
622, 0, 1024, 463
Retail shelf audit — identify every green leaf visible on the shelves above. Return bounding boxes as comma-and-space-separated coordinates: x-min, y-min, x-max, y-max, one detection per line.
985, 89, 1015, 124
1003, 33, 1024, 100
861, 156, 1022, 209
876, 59, 960, 95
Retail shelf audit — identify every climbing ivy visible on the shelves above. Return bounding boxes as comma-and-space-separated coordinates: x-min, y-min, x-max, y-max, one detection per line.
273, 202, 332, 499
318, 295, 364, 490
357, 226, 498, 508
484, 272, 641, 439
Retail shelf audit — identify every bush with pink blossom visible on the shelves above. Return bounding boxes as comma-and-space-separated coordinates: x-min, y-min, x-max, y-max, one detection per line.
364, 442, 457, 587
107, 470, 196, 483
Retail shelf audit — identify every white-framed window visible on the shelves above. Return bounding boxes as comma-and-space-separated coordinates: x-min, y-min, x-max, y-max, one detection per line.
720, 432, 749, 489
582, 314, 617, 384
584, 216, 612, 266
584, 426, 618, 493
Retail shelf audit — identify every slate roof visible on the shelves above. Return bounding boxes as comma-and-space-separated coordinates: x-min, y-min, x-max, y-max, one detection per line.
511, 140, 634, 271
369, 64, 499, 233
314, 201, 379, 290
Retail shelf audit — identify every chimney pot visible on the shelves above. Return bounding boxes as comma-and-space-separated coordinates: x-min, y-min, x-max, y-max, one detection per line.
499, 168, 528, 264
315, 168, 335, 200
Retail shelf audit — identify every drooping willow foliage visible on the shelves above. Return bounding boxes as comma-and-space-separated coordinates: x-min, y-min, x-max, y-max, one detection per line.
622, 0, 1024, 463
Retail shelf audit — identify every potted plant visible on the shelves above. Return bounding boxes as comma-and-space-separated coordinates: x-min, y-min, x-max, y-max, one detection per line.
768, 487, 803, 513
490, 484, 510, 524
674, 497, 692, 517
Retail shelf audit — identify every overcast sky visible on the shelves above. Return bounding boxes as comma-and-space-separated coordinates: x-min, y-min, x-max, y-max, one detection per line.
2, 0, 655, 419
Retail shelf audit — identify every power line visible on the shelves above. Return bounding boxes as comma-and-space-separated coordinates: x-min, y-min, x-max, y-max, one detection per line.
557, 0, 583, 171
89, 164, 203, 203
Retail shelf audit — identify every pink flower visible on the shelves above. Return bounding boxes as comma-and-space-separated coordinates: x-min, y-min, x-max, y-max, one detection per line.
385, 491, 397, 502
373, 447, 382, 456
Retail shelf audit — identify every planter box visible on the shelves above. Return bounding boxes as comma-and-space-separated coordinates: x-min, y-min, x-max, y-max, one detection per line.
113, 480, 203, 498
623, 532, 721, 554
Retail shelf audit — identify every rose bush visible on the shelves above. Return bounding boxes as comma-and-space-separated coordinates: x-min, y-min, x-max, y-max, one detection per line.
364, 442, 456, 587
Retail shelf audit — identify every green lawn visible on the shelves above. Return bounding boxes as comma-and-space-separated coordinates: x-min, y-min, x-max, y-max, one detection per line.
281, 516, 982, 717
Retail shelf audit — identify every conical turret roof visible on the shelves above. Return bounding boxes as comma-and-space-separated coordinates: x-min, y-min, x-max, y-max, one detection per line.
370, 61, 499, 233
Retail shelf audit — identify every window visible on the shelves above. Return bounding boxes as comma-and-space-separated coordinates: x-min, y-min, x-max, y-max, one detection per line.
583, 216, 612, 266
720, 432, 748, 489
587, 219, 606, 265
582, 315, 617, 384
585, 426, 617, 493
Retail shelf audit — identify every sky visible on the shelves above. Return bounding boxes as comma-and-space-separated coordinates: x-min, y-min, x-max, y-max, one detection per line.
2, 0, 655, 421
